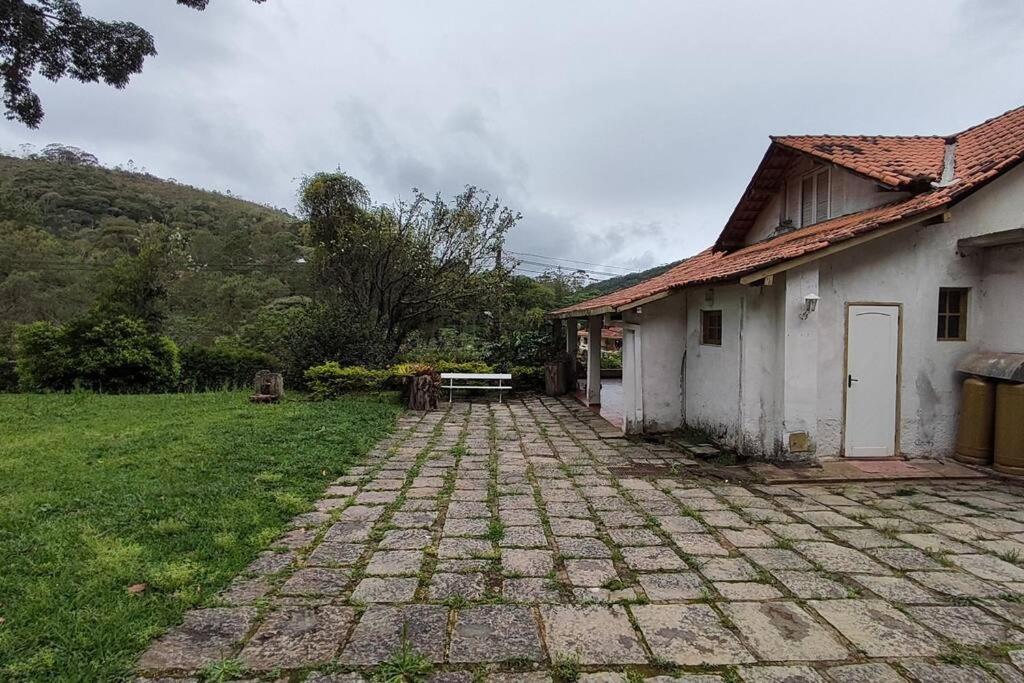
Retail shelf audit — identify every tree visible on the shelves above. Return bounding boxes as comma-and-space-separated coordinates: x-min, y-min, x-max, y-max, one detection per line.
94, 245, 168, 331
37, 143, 98, 165
0, 0, 264, 127
300, 172, 520, 357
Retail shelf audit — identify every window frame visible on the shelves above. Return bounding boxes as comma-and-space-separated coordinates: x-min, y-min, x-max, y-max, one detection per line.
937, 287, 969, 342
701, 309, 723, 346
798, 167, 831, 227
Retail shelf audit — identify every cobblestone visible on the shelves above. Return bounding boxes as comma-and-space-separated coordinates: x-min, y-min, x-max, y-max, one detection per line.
136, 397, 1024, 680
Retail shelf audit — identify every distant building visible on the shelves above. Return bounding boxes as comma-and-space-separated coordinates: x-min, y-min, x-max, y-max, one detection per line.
577, 327, 622, 353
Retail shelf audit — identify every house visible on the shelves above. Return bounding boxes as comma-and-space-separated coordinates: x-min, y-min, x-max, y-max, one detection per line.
577, 326, 623, 353
550, 105, 1024, 461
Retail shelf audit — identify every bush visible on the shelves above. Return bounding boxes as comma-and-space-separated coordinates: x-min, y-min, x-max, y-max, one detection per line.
12, 322, 73, 391
386, 362, 437, 390
398, 328, 492, 365
511, 365, 544, 391
0, 358, 17, 392
488, 329, 553, 369
304, 362, 389, 399
64, 315, 180, 393
180, 344, 280, 391
432, 360, 494, 374
240, 300, 392, 388
602, 351, 623, 369
14, 315, 180, 393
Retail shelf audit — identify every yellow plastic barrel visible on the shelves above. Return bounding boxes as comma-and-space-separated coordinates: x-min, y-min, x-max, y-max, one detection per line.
994, 383, 1024, 475
955, 377, 995, 465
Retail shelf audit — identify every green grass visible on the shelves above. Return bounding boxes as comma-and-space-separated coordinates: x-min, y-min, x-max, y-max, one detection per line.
0, 391, 401, 681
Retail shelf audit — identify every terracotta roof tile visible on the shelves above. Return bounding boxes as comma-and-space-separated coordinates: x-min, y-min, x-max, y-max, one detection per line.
552, 194, 946, 316
954, 105, 1024, 186
552, 105, 1024, 318
771, 134, 946, 187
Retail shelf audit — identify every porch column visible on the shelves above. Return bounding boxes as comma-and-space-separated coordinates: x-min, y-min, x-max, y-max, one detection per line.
586, 315, 602, 406
565, 319, 578, 391
781, 262, 820, 455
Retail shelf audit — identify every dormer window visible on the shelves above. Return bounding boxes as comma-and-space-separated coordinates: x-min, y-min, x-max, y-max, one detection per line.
800, 168, 830, 227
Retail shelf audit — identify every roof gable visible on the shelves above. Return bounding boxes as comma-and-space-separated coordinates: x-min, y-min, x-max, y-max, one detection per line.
772, 135, 946, 188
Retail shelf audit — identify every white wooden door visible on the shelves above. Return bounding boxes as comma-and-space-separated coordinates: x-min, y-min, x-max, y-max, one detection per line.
844, 304, 900, 457
622, 326, 643, 434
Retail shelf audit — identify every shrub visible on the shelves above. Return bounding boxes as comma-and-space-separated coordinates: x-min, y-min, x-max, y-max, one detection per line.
511, 365, 544, 391
398, 328, 492, 364
12, 322, 73, 391
0, 357, 17, 392
180, 344, 280, 391
602, 351, 623, 369
63, 315, 180, 393
240, 299, 392, 388
14, 315, 179, 393
432, 360, 494, 374
304, 362, 389, 399
386, 362, 436, 390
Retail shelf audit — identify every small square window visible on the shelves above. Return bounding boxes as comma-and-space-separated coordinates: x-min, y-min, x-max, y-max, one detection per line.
701, 309, 722, 346
937, 288, 968, 341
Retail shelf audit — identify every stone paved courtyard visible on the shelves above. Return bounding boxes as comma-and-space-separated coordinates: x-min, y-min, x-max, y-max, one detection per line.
137, 397, 1024, 682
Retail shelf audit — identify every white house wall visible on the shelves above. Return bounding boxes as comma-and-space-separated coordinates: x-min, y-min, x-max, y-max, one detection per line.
814, 163, 1024, 457
658, 283, 785, 454
622, 294, 687, 432
980, 244, 1024, 350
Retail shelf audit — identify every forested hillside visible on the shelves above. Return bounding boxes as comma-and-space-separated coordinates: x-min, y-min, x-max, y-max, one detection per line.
567, 256, 685, 303
0, 150, 306, 355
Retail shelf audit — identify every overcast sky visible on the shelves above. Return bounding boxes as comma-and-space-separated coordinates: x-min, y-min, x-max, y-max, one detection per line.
3, 1, 1023, 279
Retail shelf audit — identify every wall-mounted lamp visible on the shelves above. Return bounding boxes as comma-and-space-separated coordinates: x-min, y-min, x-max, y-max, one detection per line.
799, 293, 820, 320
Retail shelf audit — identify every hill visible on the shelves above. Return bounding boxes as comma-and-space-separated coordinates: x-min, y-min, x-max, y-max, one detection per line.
0, 151, 307, 354
562, 257, 688, 305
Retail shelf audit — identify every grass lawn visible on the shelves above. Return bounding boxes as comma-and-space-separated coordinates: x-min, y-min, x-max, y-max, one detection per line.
0, 391, 401, 681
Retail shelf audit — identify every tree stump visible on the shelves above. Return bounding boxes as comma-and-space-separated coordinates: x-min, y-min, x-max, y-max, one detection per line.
544, 360, 567, 396
250, 370, 284, 403
408, 374, 438, 411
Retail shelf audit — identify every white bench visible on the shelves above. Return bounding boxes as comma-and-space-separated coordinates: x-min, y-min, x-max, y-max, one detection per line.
440, 372, 513, 403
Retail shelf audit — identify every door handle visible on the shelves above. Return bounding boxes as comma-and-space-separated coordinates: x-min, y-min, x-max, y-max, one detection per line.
848, 374, 859, 388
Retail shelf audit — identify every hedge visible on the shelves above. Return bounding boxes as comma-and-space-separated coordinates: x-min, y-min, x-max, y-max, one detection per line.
304, 360, 548, 400
304, 363, 390, 399
180, 344, 280, 391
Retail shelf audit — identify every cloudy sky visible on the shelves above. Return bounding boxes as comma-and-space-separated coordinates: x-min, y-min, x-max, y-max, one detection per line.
3, 1, 1024, 279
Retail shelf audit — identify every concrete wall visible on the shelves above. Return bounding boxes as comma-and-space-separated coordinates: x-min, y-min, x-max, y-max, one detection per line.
629, 283, 784, 456
979, 244, 1024, 351
622, 294, 687, 432
814, 164, 1024, 457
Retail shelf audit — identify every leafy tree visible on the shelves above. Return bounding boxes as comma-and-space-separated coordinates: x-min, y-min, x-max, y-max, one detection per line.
1, 0, 264, 127
94, 245, 168, 330
300, 172, 519, 357
13, 313, 180, 392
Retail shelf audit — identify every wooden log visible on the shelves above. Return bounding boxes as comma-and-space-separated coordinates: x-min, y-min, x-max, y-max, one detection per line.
408, 374, 438, 411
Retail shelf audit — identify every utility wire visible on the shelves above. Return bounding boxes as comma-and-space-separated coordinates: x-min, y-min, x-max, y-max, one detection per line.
506, 250, 633, 273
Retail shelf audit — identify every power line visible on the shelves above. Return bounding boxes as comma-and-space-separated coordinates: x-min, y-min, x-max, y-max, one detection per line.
511, 258, 622, 278
506, 250, 633, 273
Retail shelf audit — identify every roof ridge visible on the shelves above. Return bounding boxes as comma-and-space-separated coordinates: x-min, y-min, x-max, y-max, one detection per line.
771, 133, 944, 141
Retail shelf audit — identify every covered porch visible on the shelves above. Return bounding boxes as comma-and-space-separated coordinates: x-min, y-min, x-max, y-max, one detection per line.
554, 315, 640, 435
